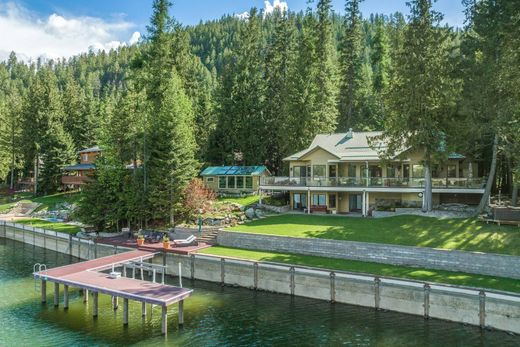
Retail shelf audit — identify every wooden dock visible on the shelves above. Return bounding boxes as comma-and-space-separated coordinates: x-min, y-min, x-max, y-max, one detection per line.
33, 250, 193, 335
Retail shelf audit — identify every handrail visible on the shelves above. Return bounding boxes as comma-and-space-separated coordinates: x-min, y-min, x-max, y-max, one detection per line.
260, 176, 487, 189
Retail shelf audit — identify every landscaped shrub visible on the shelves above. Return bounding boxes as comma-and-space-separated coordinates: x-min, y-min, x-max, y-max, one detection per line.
263, 195, 289, 207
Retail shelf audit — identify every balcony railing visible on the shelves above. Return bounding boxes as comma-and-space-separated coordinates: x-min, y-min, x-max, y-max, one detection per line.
260, 176, 486, 189
61, 175, 93, 185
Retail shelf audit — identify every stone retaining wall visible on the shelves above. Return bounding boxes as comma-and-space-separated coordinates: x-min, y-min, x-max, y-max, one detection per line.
217, 231, 520, 279
155, 252, 520, 334
3, 222, 520, 335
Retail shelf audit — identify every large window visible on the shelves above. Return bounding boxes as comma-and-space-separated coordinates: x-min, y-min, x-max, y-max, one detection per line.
329, 193, 336, 208
369, 165, 382, 177
313, 165, 326, 178
312, 194, 326, 206
386, 165, 397, 178
329, 165, 337, 178
293, 166, 307, 177
227, 176, 235, 189
219, 176, 226, 189
293, 193, 307, 210
236, 176, 244, 189
412, 164, 424, 177
447, 165, 457, 178
245, 177, 253, 189
348, 164, 356, 177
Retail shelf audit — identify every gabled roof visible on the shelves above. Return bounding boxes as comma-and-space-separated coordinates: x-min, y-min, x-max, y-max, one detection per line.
78, 146, 102, 154
284, 131, 400, 162
200, 166, 269, 176
63, 164, 96, 171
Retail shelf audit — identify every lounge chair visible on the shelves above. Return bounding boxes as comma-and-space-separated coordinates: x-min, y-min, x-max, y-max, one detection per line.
172, 235, 198, 247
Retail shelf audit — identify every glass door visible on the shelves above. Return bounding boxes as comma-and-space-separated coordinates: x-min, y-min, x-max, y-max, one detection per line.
293, 193, 307, 210
349, 194, 362, 212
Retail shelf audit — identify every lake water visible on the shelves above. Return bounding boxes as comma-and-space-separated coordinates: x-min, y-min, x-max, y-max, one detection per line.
0, 237, 518, 347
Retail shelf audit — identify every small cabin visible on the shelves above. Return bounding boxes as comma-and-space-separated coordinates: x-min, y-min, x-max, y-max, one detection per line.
200, 166, 270, 194
62, 146, 101, 187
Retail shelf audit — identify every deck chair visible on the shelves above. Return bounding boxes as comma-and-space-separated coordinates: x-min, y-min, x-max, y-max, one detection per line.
173, 235, 198, 247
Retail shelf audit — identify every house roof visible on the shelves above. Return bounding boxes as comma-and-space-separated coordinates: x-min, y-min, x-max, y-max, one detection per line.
78, 146, 102, 154
200, 166, 269, 176
63, 164, 96, 171
284, 131, 398, 162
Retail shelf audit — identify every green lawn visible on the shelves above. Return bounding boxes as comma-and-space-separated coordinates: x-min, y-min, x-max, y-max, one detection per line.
0, 192, 80, 214
14, 218, 81, 234
218, 195, 261, 207
227, 214, 520, 256
199, 246, 520, 294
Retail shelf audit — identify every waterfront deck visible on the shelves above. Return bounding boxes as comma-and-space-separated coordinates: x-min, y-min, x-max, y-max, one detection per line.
33, 250, 192, 334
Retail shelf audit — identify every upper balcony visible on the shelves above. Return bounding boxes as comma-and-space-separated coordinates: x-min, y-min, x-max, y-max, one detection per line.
260, 176, 486, 190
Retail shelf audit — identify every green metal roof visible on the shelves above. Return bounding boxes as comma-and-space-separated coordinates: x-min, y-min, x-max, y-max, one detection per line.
448, 153, 466, 160
200, 166, 269, 176
63, 164, 96, 171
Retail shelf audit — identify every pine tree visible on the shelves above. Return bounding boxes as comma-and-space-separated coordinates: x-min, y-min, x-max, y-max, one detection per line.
339, 0, 364, 131
143, 0, 199, 225
264, 8, 297, 173
378, 0, 459, 212
314, 0, 339, 133
22, 68, 75, 194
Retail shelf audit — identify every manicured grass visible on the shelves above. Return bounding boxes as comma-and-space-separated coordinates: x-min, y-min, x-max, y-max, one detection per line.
228, 214, 520, 256
218, 195, 262, 207
0, 192, 80, 214
0, 192, 34, 213
199, 246, 520, 293
14, 218, 81, 234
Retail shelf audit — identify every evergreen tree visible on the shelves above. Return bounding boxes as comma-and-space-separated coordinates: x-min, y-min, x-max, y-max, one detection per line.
378, 0, 459, 212
339, 0, 364, 130
314, 0, 339, 133
264, 8, 297, 173
22, 68, 75, 194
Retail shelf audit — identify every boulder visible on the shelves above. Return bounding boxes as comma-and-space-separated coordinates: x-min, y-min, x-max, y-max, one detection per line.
255, 209, 264, 218
245, 208, 255, 219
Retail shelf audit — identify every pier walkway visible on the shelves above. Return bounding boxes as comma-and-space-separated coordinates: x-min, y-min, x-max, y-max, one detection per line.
33, 250, 192, 335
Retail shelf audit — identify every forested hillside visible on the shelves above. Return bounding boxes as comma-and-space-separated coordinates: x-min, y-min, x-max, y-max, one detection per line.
0, 0, 519, 228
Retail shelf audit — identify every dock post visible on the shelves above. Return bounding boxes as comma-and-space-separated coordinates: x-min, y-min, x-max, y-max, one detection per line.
84, 289, 89, 303
41, 280, 47, 304
93, 292, 99, 317
112, 296, 119, 310
178, 300, 184, 326
123, 298, 129, 325
161, 306, 168, 335
142, 301, 147, 316
63, 285, 69, 309
54, 282, 59, 307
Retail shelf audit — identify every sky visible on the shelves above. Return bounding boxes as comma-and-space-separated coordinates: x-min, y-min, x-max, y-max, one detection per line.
0, 0, 466, 62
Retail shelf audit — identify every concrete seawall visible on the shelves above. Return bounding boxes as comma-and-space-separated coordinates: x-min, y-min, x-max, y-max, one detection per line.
217, 230, 520, 279
2, 221, 519, 335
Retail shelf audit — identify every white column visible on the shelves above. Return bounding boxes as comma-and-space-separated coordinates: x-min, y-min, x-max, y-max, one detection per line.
366, 192, 370, 216
112, 296, 118, 310
41, 280, 47, 303
161, 306, 168, 335
63, 285, 69, 309
123, 298, 129, 325
54, 283, 59, 307
362, 191, 366, 217
307, 189, 311, 214
178, 300, 184, 325
93, 292, 98, 317
83, 289, 89, 303
142, 302, 147, 317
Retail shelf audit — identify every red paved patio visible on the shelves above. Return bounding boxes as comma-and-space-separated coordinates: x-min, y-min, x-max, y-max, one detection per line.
97, 236, 212, 255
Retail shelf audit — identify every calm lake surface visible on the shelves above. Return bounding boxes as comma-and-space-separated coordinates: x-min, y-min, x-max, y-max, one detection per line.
1, 238, 518, 347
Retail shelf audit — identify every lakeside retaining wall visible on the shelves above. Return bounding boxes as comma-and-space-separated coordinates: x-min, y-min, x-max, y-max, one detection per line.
217, 231, 520, 279
2, 221, 519, 335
